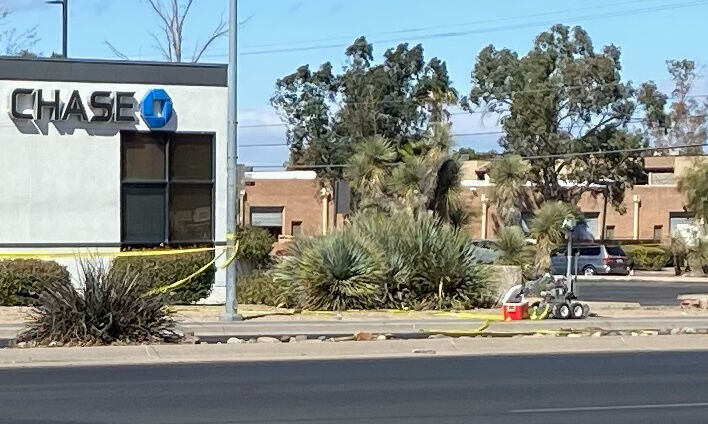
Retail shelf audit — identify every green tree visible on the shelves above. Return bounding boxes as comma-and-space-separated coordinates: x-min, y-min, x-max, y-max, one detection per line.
677, 161, 708, 222
463, 24, 648, 210
455, 148, 499, 160
488, 155, 530, 226
271, 37, 457, 186
639, 60, 708, 155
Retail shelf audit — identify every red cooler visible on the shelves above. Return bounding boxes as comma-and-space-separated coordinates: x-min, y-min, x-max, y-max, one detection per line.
502, 302, 528, 320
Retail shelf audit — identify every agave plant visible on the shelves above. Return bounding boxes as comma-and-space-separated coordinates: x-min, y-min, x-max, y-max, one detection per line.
488, 155, 530, 226
530, 201, 575, 274
19, 259, 179, 346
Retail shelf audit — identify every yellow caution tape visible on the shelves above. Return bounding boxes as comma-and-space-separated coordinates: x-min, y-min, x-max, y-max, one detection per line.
0, 246, 219, 260
423, 320, 491, 336
147, 241, 240, 295
434, 311, 505, 321
147, 251, 226, 295
218, 241, 241, 270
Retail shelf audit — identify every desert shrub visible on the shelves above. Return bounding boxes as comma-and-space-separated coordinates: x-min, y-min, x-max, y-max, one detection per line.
234, 227, 275, 267
109, 250, 214, 304
272, 230, 384, 311
262, 211, 492, 311
19, 259, 179, 346
237, 269, 300, 308
0, 259, 71, 306
352, 211, 493, 310
623, 245, 670, 271
493, 226, 535, 279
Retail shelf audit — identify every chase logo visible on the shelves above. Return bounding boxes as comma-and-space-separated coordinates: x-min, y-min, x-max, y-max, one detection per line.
140, 89, 173, 129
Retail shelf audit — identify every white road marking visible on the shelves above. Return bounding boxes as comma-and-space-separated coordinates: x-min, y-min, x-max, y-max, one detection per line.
510, 402, 708, 414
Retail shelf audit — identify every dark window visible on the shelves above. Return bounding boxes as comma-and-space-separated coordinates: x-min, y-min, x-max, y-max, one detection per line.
606, 246, 626, 257
121, 131, 214, 246
653, 225, 663, 241
579, 247, 601, 256
250, 206, 283, 238
605, 225, 616, 240
292, 221, 303, 237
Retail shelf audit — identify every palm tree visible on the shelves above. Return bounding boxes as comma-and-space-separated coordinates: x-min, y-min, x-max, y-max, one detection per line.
488, 155, 530, 227
530, 201, 574, 274
345, 135, 397, 210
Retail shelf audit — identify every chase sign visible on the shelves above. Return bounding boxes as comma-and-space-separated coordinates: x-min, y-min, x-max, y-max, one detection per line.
9, 87, 174, 129
140, 89, 173, 129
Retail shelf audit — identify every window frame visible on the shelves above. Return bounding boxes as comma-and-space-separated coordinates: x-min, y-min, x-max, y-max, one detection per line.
120, 131, 215, 247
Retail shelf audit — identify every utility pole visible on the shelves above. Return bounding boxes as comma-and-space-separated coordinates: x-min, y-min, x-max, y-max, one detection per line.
46, 0, 68, 57
222, 0, 242, 321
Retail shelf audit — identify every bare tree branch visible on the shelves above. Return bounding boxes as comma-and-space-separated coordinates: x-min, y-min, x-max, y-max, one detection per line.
103, 41, 130, 60
192, 17, 227, 62
149, 31, 171, 61
179, 0, 195, 32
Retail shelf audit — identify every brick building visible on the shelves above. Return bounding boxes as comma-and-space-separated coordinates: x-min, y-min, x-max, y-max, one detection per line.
462, 155, 705, 242
242, 156, 705, 243
242, 171, 333, 239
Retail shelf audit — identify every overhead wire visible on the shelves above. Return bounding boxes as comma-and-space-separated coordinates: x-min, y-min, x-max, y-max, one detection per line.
241, 0, 657, 50
232, 0, 708, 57
245, 143, 708, 169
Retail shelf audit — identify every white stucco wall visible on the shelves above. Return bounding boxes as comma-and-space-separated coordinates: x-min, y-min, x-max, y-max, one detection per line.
0, 79, 228, 303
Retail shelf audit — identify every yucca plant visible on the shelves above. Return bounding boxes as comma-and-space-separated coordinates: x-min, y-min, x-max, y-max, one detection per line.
530, 201, 575, 274
354, 211, 493, 309
18, 259, 179, 346
494, 226, 535, 278
272, 230, 384, 311
488, 155, 530, 226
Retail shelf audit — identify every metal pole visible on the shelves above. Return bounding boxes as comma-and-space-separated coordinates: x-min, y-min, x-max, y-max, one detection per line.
566, 232, 573, 283
222, 0, 241, 321
62, 0, 68, 57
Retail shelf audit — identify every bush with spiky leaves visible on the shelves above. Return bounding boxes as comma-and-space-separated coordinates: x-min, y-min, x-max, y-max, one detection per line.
271, 231, 384, 311
494, 226, 535, 278
353, 211, 493, 309
19, 260, 179, 346
530, 201, 575, 274
489, 155, 530, 226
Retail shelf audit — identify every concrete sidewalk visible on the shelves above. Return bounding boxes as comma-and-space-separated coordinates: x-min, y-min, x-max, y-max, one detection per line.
4, 316, 708, 341
1, 335, 708, 368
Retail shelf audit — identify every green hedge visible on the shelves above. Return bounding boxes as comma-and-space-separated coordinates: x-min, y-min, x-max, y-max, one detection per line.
0, 259, 71, 306
237, 269, 300, 308
109, 250, 214, 304
623, 245, 670, 271
234, 227, 275, 268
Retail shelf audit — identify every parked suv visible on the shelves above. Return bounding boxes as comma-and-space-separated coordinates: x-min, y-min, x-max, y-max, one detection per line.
551, 244, 629, 276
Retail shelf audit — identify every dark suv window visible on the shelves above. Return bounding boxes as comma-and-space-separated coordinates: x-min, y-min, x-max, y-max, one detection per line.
606, 246, 626, 257
578, 247, 601, 256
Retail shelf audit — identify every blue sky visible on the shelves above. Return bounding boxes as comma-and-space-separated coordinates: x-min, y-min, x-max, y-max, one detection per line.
7, 0, 708, 167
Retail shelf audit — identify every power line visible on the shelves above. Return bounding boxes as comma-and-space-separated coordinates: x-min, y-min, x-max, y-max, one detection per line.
246, 143, 708, 169
241, 0, 656, 50
237, 109, 708, 134
237, 90, 708, 129
232, 0, 708, 57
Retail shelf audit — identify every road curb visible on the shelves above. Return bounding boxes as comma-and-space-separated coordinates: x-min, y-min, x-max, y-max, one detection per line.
2, 336, 708, 369
578, 276, 708, 283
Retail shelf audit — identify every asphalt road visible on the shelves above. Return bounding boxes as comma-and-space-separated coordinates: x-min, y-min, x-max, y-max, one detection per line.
577, 279, 708, 305
2, 351, 708, 424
